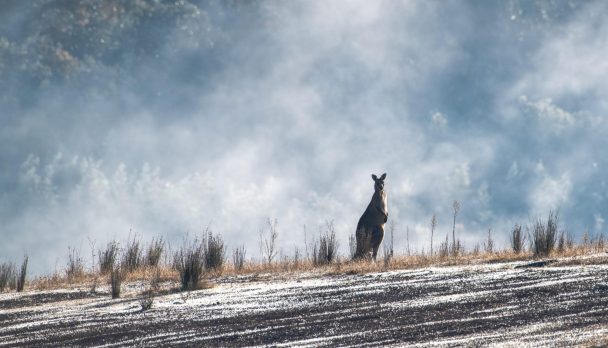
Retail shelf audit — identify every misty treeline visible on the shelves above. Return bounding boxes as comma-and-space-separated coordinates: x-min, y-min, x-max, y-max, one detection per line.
1, 0, 253, 105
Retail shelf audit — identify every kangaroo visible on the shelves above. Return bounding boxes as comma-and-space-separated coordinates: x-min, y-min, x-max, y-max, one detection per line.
354, 173, 387, 261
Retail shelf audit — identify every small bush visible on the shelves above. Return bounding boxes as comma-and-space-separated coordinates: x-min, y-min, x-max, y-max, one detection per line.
139, 268, 160, 311
139, 290, 155, 311
204, 231, 225, 271
511, 224, 525, 254
174, 239, 205, 291
313, 222, 338, 266
17, 256, 28, 292
232, 245, 246, 271
110, 266, 123, 299
145, 237, 165, 267
123, 237, 142, 272
0, 262, 15, 292
530, 211, 558, 257
67, 247, 84, 282
99, 241, 119, 274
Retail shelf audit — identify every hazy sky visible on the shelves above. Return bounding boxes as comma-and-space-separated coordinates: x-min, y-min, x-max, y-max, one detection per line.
1, 0, 607, 275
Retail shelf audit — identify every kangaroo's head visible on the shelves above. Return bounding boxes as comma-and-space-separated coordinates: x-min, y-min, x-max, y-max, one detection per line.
371, 173, 386, 192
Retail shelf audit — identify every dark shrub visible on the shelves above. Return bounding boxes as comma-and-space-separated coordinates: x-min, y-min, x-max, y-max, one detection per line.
0, 262, 15, 292
139, 290, 155, 311
511, 224, 524, 254
99, 241, 119, 274
174, 239, 204, 291
204, 232, 225, 271
145, 237, 164, 267
123, 237, 142, 272
313, 222, 338, 266
17, 256, 28, 292
530, 211, 558, 257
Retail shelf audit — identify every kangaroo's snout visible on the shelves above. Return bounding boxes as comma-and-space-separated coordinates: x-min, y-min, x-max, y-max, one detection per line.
375, 181, 384, 191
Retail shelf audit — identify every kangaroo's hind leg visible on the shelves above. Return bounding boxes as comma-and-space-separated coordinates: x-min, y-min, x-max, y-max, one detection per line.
355, 226, 372, 260
371, 225, 385, 261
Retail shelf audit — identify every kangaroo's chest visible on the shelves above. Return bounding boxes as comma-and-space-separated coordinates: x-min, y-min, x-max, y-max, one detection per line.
366, 191, 387, 213
380, 192, 387, 211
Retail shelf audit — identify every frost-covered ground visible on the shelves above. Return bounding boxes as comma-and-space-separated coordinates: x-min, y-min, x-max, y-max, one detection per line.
1, 255, 608, 347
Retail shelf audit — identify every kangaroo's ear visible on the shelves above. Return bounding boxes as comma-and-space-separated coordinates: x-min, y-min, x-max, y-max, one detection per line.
371, 174, 378, 181
380, 173, 386, 180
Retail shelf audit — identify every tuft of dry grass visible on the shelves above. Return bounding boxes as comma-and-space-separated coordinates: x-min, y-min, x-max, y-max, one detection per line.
312, 222, 339, 266
0, 262, 15, 292
139, 290, 155, 310
174, 239, 205, 291
203, 231, 225, 272
511, 224, 525, 254
530, 211, 558, 257
66, 247, 85, 282
99, 241, 119, 274
17, 256, 28, 292
145, 237, 165, 268
122, 237, 142, 273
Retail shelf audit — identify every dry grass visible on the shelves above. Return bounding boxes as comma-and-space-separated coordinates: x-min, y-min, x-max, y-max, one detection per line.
30, 266, 180, 291
25, 241, 607, 292
145, 238, 164, 267
530, 211, 559, 257
99, 241, 119, 274
66, 247, 85, 282
17, 256, 28, 292
33, 272, 89, 291
0, 262, 15, 292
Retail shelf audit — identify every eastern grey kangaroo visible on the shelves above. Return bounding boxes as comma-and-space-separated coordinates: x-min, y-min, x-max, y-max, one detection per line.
354, 173, 387, 261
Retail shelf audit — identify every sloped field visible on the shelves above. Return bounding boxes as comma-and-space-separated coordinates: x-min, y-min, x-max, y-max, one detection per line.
1, 257, 608, 347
